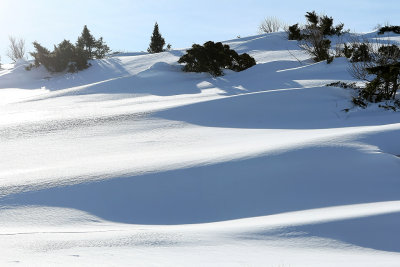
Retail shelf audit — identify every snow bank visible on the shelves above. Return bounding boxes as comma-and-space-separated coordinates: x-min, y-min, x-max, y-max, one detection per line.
0, 31, 400, 266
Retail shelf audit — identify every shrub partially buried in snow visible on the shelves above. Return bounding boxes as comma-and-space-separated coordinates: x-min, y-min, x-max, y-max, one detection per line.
29, 25, 110, 73
178, 41, 256, 77
350, 44, 400, 107
378, 26, 400, 35
30, 40, 89, 73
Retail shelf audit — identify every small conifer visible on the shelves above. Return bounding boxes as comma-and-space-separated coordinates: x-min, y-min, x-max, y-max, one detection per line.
147, 22, 166, 53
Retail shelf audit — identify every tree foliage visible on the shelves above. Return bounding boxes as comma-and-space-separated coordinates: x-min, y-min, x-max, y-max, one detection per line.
350, 42, 400, 105
76, 25, 110, 59
378, 25, 400, 35
288, 24, 302, 40
178, 41, 256, 77
350, 43, 371, 62
287, 11, 344, 63
30, 40, 89, 73
148, 22, 166, 53
28, 25, 110, 73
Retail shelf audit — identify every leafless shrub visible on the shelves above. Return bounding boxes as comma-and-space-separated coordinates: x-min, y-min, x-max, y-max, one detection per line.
258, 17, 285, 33
6, 36, 26, 62
299, 27, 334, 63
334, 35, 345, 57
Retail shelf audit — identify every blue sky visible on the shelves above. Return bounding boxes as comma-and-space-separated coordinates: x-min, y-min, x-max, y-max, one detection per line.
0, 0, 399, 63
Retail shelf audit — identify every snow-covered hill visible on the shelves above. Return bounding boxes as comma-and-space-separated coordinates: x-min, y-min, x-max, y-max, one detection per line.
0, 31, 400, 266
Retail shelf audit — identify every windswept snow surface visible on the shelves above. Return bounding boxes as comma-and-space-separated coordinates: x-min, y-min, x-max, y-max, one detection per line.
1, 32, 400, 266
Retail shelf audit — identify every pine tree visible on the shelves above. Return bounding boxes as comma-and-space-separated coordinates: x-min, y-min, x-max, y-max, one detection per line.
147, 22, 166, 53
76, 25, 96, 58
93, 37, 110, 59
76, 25, 110, 59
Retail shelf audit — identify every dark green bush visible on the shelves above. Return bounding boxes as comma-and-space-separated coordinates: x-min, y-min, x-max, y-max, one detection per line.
350, 43, 371, 62
76, 25, 110, 59
28, 25, 110, 73
326, 81, 359, 89
288, 11, 345, 64
342, 43, 354, 58
30, 40, 89, 73
352, 46, 400, 105
378, 26, 400, 35
349, 43, 400, 108
288, 11, 345, 41
178, 41, 256, 77
363, 62, 400, 101
351, 96, 367, 108
288, 24, 302, 40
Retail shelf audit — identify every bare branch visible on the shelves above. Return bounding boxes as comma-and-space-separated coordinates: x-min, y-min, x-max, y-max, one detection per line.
6, 36, 26, 62
258, 17, 285, 33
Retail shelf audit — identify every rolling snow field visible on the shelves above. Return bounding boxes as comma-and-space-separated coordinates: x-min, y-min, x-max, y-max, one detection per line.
1, 32, 400, 266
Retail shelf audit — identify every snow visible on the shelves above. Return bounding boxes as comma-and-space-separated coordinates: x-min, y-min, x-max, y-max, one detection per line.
0, 31, 400, 266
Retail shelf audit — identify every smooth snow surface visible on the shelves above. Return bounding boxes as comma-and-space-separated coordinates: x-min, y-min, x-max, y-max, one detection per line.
1, 32, 400, 266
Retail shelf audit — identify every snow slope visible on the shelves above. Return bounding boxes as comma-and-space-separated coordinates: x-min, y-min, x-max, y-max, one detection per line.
0, 32, 400, 266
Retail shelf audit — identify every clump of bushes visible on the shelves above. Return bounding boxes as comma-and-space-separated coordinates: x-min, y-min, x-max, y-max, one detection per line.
349, 42, 400, 107
29, 25, 110, 73
76, 25, 110, 60
349, 43, 372, 62
378, 26, 400, 35
288, 11, 345, 63
178, 41, 256, 77
340, 42, 373, 63
30, 40, 89, 73
287, 11, 345, 40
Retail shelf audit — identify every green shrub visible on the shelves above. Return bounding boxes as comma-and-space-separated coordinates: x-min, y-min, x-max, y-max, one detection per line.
28, 25, 110, 73
288, 24, 302, 40
30, 40, 89, 73
378, 26, 400, 35
288, 11, 345, 63
76, 25, 110, 59
351, 44, 400, 105
342, 43, 354, 58
350, 43, 372, 62
178, 41, 256, 77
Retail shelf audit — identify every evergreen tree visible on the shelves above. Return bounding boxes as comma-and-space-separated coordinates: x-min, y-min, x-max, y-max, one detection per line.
93, 37, 110, 59
288, 24, 302, 40
76, 25, 96, 58
52, 40, 76, 72
148, 22, 166, 53
30, 42, 51, 67
76, 25, 110, 59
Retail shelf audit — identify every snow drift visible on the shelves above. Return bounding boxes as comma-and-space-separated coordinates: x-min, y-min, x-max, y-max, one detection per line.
0, 31, 400, 266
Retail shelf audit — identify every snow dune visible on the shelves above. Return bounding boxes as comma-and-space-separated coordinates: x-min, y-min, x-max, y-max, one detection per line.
0, 32, 400, 266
